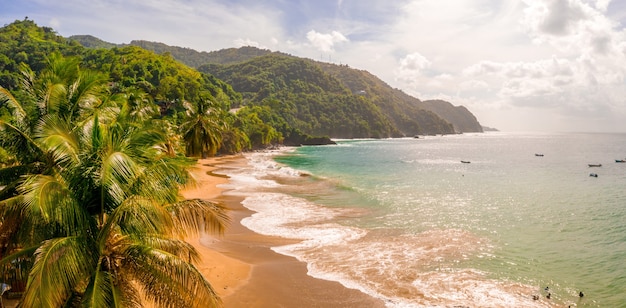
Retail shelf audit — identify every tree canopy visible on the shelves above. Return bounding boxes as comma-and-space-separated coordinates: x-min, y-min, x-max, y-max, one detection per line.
0, 52, 228, 307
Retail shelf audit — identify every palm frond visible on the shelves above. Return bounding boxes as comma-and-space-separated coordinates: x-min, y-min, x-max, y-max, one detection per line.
105, 195, 174, 237
18, 62, 37, 101
0, 120, 44, 159
0, 195, 25, 248
74, 82, 119, 126
71, 70, 107, 111
0, 163, 45, 187
21, 236, 95, 308
0, 86, 27, 126
44, 53, 80, 85
81, 259, 114, 308
111, 275, 142, 308
44, 82, 68, 115
35, 115, 80, 166
130, 157, 194, 204
165, 199, 230, 238
0, 244, 38, 267
18, 174, 92, 234
124, 245, 221, 308
127, 234, 200, 263
100, 150, 142, 206
0, 194, 60, 248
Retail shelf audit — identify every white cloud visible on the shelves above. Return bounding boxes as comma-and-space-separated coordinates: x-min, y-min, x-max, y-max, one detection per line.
400, 52, 432, 71
523, 0, 589, 36
500, 78, 562, 98
306, 30, 348, 53
460, 80, 490, 91
464, 57, 575, 80
233, 38, 263, 48
593, 0, 611, 12
395, 52, 432, 81
522, 0, 621, 57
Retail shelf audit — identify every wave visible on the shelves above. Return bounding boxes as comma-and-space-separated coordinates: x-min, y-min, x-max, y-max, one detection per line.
220, 151, 561, 307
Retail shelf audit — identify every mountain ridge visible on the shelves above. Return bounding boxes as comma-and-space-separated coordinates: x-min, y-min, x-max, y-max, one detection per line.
68, 35, 483, 136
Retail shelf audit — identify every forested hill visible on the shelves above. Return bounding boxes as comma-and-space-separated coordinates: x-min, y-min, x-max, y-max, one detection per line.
314, 62, 483, 133
106, 42, 483, 135
199, 54, 455, 137
68, 37, 276, 69
420, 100, 483, 133
69, 35, 483, 135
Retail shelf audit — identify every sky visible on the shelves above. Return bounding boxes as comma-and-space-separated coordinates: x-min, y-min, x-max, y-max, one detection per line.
2, 0, 626, 132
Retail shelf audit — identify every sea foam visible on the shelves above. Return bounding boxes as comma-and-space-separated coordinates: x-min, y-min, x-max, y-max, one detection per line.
219, 150, 560, 308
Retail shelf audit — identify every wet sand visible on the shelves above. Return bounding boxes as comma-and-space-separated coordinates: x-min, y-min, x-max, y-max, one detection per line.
184, 155, 385, 308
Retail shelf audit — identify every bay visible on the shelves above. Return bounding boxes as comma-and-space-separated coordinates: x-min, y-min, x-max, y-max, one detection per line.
222, 132, 626, 307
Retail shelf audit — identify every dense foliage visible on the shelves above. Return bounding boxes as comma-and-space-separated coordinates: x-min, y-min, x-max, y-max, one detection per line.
0, 19, 83, 90
200, 54, 455, 138
1, 19, 284, 158
130, 43, 479, 137
0, 50, 228, 307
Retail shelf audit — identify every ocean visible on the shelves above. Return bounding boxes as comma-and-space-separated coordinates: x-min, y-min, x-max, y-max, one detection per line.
220, 132, 626, 307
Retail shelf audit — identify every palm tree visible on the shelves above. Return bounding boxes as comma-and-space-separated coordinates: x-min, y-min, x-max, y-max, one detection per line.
180, 99, 224, 158
0, 55, 229, 307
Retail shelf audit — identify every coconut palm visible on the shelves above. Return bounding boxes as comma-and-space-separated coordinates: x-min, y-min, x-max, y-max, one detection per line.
0, 55, 229, 307
180, 99, 225, 158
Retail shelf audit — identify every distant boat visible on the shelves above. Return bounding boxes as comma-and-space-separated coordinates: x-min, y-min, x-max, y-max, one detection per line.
535, 154, 544, 157
461, 161, 471, 164
589, 173, 598, 177
588, 164, 602, 167
616, 159, 626, 163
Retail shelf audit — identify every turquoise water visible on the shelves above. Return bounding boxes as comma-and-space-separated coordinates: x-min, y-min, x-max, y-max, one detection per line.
223, 132, 626, 307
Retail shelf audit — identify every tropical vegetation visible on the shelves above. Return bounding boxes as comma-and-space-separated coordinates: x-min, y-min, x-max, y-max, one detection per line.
0, 20, 232, 307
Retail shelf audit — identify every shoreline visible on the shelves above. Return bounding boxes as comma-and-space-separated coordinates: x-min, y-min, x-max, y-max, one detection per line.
186, 155, 386, 307
1, 155, 383, 308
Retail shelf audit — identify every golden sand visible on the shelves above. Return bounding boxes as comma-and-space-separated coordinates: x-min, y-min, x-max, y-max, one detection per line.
186, 155, 384, 308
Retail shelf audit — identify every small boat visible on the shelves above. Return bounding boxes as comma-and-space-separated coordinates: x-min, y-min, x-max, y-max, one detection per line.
461, 161, 471, 164
589, 173, 598, 177
535, 153, 544, 157
588, 164, 602, 167
616, 159, 625, 163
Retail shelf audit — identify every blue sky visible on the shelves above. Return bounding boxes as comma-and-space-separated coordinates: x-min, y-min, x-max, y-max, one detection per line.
2, 0, 626, 132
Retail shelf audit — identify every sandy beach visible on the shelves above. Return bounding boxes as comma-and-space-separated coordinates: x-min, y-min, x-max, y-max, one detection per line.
0, 155, 383, 308
182, 155, 385, 308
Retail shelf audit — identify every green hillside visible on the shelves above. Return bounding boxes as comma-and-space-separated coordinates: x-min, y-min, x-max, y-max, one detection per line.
0, 19, 286, 156
199, 54, 454, 137
421, 100, 483, 132
68, 36, 482, 135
